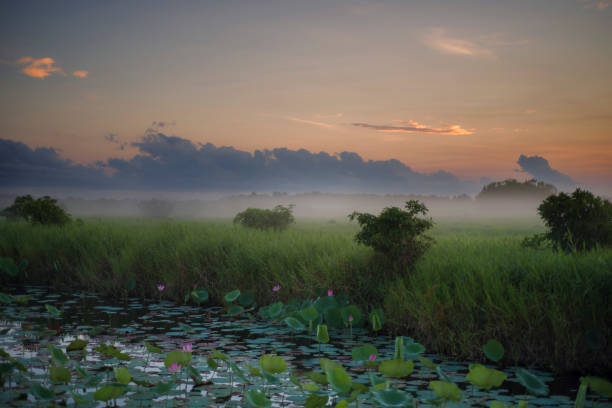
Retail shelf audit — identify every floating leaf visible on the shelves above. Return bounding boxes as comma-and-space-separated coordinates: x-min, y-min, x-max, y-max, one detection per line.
164, 351, 191, 368
268, 301, 284, 319
300, 306, 319, 322
378, 359, 414, 378
483, 340, 504, 362
285, 317, 306, 330
516, 368, 548, 396
244, 389, 271, 408
190, 288, 209, 304
351, 344, 377, 362
429, 381, 462, 402
49, 365, 71, 383
371, 388, 413, 407
260, 354, 287, 374
29, 384, 56, 400
305, 371, 329, 385
224, 289, 241, 302
45, 304, 61, 316
305, 394, 328, 408
227, 305, 245, 316
302, 382, 320, 392
466, 364, 507, 390
238, 291, 255, 307
94, 384, 127, 401
67, 339, 88, 352
48, 345, 68, 365
144, 342, 163, 354
419, 356, 437, 370
114, 367, 131, 384
403, 341, 426, 360
325, 362, 352, 395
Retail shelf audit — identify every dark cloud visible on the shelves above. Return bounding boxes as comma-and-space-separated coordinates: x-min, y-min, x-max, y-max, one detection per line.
104, 133, 127, 150
516, 154, 576, 187
0, 132, 483, 194
0, 138, 108, 188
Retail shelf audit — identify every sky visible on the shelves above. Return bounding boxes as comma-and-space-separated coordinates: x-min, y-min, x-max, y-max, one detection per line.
1, 0, 611, 194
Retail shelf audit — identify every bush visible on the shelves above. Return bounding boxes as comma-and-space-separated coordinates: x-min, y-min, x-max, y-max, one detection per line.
476, 178, 557, 201
233, 205, 295, 230
1, 195, 70, 226
349, 200, 434, 273
530, 189, 612, 252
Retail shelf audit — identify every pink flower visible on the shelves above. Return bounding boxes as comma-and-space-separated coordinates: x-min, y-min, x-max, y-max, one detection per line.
272, 285, 280, 292
182, 343, 193, 352
327, 289, 333, 296
348, 314, 354, 323
157, 284, 165, 292
168, 362, 181, 373
369, 354, 376, 362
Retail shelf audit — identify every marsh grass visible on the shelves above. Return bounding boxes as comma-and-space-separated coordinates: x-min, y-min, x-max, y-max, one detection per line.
0, 217, 610, 374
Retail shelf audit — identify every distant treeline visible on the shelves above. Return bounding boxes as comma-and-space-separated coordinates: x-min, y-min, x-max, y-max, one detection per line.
0, 179, 563, 219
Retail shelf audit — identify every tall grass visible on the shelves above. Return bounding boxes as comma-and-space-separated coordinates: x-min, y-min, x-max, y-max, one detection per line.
0, 218, 610, 374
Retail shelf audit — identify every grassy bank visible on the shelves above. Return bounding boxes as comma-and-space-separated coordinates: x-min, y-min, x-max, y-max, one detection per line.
0, 218, 610, 375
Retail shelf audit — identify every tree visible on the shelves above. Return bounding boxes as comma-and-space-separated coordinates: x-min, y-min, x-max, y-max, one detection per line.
476, 179, 557, 201
349, 200, 434, 273
527, 188, 611, 252
1, 195, 71, 226
233, 205, 295, 230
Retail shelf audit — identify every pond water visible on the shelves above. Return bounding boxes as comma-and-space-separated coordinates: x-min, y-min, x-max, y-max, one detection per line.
0, 286, 609, 407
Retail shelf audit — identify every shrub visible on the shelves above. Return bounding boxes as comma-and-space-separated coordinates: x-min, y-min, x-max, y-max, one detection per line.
1, 195, 70, 226
233, 205, 295, 230
349, 200, 434, 273
528, 189, 612, 252
476, 178, 557, 201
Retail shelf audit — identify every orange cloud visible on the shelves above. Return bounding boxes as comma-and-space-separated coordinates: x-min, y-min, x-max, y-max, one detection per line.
313, 113, 343, 119
424, 28, 493, 58
285, 116, 337, 130
353, 120, 473, 135
17, 56, 64, 79
579, 0, 609, 10
72, 70, 88, 78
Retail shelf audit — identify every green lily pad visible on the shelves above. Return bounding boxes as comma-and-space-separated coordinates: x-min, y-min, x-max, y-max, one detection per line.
483, 340, 504, 362
94, 384, 127, 402
224, 289, 241, 302
316, 324, 329, 344
466, 364, 507, 390
260, 354, 287, 374
114, 367, 131, 384
352, 344, 377, 362
66, 339, 88, 352
429, 380, 462, 402
49, 365, 71, 383
378, 359, 414, 378
244, 389, 271, 408
372, 388, 413, 407
516, 368, 548, 396
581, 376, 612, 397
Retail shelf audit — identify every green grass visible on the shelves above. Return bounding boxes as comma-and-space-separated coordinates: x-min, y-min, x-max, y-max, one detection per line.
0, 217, 610, 375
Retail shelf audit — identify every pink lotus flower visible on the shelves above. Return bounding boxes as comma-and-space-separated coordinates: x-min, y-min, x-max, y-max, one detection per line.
369, 354, 376, 362
168, 362, 181, 372
327, 289, 333, 296
157, 284, 165, 291
182, 343, 193, 352
272, 285, 280, 292
348, 314, 354, 323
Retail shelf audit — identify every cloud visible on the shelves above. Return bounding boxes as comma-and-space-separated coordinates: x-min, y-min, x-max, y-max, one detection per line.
352, 120, 473, 135
284, 117, 337, 130
579, 0, 609, 10
72, 70, 88, 78
0, 132, 482, 194
516, 154, 576, 187
313, 113, 343, 119
0, 138, 108, 188
104, 133, 128, 150
424, 28, 493, 57
17, 56, 64, 79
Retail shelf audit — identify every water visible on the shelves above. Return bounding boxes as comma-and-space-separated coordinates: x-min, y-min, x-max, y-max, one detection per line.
0, 285, 610, 407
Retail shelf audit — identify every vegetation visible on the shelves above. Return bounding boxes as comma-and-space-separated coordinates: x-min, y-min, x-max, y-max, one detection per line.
349, 200, 434, 273
524, 188, 611, 252
1, 195, 70, 226
0, 218, 610, 375
477, 178, 557, 200
233, 204, 295, 230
